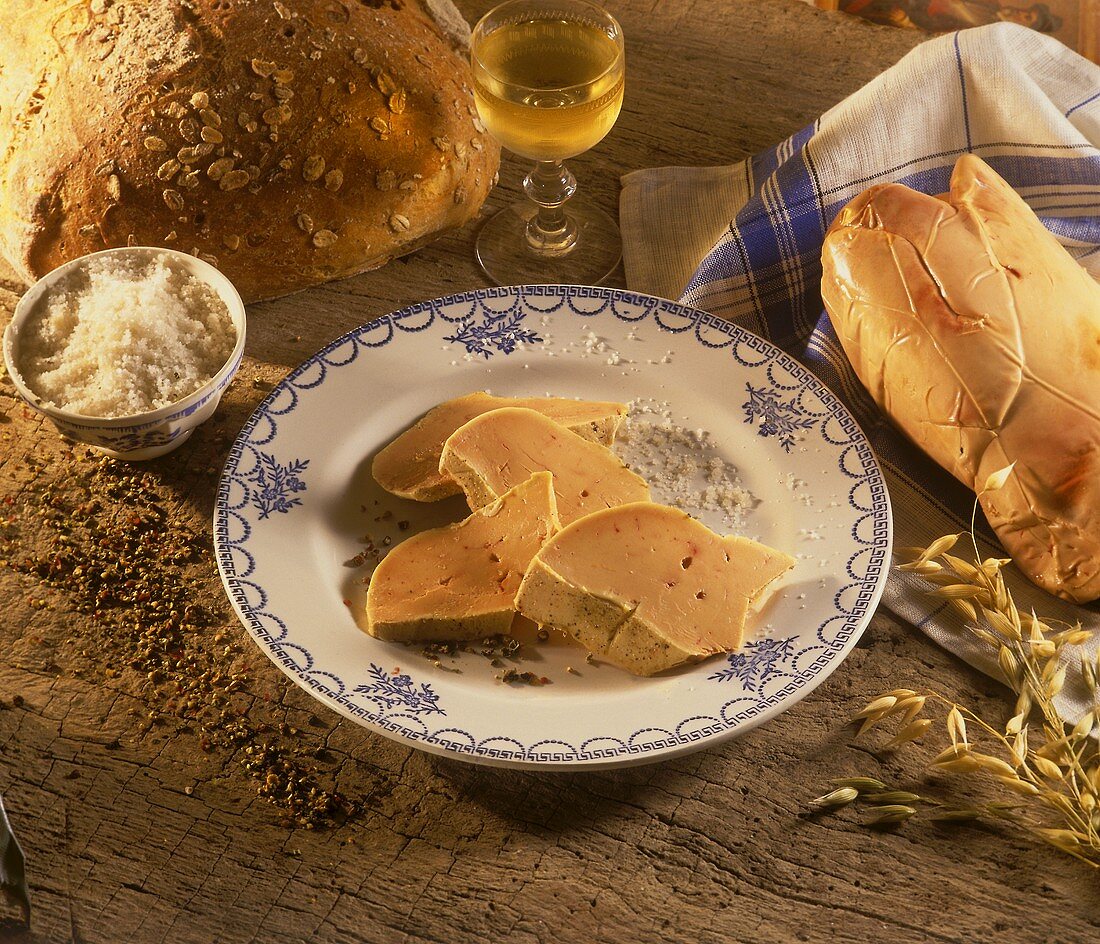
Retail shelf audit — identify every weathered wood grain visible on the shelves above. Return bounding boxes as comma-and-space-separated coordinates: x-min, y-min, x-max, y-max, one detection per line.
1, 2, 1098, 943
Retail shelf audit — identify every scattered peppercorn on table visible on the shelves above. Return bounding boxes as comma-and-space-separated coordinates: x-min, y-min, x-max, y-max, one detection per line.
0, 2, 1097, 942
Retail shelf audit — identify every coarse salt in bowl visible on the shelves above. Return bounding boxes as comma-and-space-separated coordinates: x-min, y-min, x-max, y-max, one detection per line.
3, 247, 246, 460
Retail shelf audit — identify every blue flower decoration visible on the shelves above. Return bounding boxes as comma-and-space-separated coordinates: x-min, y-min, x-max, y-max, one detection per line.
354, 665, 445, 716
709, 636, 797, 691
246, 452, 311, 519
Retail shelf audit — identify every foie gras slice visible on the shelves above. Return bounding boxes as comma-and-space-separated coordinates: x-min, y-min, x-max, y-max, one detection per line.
372, 392, 627, 501
515, 503, 795, 676
439, 406, 651, 525
366, 471, 561, 642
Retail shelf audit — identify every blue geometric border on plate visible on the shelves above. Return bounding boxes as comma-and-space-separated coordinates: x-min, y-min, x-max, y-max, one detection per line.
214, 285, 891, 765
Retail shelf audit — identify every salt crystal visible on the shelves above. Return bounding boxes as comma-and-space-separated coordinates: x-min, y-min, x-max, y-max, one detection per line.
613, 399, 756, 534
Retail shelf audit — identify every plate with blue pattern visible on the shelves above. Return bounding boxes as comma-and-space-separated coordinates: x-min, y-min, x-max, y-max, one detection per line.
215, 285, 891, 769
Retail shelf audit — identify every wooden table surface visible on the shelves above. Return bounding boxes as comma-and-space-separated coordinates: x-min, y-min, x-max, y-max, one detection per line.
1, 2, 1098, 942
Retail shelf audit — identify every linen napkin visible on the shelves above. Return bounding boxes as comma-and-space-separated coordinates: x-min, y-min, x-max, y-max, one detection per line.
620, 22, 1100, 722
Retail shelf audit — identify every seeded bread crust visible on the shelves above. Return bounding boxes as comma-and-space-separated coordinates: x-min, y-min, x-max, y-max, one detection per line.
0, 0, 499, 302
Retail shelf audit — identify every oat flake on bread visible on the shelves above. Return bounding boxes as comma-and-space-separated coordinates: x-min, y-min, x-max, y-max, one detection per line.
0, 0, 499, 302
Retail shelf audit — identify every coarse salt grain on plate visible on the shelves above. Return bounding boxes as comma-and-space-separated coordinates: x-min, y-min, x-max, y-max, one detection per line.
614, 398, 756, 534
17, 253, 236, 417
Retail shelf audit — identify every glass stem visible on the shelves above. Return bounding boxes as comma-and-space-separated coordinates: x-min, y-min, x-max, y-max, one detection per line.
523, 160, 579, 258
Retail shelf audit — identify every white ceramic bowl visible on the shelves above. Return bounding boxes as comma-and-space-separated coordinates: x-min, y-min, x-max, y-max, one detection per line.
3, 247, 246, 461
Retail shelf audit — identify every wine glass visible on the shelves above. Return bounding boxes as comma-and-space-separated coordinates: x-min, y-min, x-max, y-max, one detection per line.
470, 0, 625, 285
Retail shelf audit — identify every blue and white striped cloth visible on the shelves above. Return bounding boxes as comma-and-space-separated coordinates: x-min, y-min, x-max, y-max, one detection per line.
620, 23, 1100, 720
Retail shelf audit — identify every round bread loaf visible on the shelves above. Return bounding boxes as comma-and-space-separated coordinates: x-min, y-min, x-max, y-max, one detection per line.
822, 154, 1100, 604
0, 0, 499, 301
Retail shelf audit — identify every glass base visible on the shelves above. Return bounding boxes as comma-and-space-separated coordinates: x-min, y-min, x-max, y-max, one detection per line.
476, 200, 622, 286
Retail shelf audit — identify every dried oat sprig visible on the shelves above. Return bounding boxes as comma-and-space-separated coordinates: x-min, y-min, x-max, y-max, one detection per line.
815, 468, 1100, 866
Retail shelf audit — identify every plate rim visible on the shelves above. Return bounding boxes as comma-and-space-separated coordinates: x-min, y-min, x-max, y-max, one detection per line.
213, 284, 893, 770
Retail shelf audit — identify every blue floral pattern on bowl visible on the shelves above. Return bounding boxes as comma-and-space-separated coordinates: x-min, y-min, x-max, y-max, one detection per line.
444, 308, 543, 358
354, 665, 445, 716
246, 453, 310, 519
708, 636, 798, 690
742, 383, 817, 452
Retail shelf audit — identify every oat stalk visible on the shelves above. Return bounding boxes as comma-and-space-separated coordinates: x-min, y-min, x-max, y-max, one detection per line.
816, 471, 1100, 867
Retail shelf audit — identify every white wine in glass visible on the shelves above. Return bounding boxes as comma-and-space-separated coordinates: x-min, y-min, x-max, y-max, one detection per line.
471, 0, 625, 285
